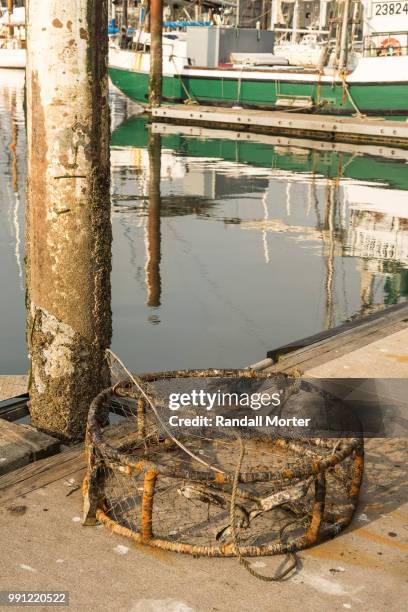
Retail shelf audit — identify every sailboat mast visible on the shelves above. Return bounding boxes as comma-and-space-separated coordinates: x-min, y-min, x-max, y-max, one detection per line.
261, 0, 269, 29
350, 0, 361, 51
292, 0, 301, 43
122, 0, 128, 28
319, 0, 328, 31
339, 0, 351, 70
270, 0, 279, 30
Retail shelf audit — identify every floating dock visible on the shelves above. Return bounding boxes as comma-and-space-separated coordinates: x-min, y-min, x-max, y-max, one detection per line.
151, 105, 408, 148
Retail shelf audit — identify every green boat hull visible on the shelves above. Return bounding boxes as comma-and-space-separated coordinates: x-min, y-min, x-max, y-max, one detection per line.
109, 66, 408, 117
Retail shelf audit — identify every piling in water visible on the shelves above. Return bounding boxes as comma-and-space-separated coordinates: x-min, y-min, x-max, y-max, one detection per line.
7, 0, 14, 37
26, 1, 112, 443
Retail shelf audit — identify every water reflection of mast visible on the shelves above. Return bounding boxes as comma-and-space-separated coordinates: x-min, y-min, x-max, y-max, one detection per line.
261, 191, 270, 264
359, 266, 375, 315
10, 119, 18, 191
146, 129, 162, 308
9, 90, 23, 286
323, 179, 336, 330
342, 187, 376, 316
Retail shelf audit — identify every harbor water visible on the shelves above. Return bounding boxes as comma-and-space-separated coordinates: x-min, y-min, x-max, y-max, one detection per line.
1, 69, 407, 375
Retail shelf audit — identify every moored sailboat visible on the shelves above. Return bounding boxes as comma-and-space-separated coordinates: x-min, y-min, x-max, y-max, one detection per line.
109, 0, 408, 117
0, 3, 25, 69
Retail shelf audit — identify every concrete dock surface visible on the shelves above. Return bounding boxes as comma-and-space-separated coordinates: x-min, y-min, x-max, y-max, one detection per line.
0, 375, 27, 402
0, 447, 407, 612
306, 326, 408, 378
0, 328, 407, 611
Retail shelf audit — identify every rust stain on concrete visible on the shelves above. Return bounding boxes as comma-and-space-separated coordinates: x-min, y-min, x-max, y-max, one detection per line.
131, 541, 173, 565
387, 354, 408, 363
306, 537, 407, 577
307, 538, 380, 568
355, 528, 408, 552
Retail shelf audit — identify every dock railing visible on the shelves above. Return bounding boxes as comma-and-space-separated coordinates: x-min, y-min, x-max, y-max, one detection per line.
363, 31, 408, 57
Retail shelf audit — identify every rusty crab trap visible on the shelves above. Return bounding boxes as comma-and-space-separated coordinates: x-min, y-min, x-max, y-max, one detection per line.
83, 353, 364, 580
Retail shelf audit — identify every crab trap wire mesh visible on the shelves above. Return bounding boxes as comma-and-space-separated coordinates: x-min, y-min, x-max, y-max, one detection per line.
83, 359, 364, 566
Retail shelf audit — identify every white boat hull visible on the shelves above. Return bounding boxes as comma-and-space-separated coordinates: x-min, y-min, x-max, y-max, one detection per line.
0, 48, 26, 69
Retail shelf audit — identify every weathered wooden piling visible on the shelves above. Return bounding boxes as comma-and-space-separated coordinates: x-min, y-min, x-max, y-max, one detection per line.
149, 0, 163, 107
26, 1, 112, 443
7, 0, 14, 37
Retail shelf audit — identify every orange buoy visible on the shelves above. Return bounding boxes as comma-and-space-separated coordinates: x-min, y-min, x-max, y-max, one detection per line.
379, 37, 402, 57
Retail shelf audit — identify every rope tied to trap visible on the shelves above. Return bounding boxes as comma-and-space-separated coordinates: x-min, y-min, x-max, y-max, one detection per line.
229, 436, 299, 581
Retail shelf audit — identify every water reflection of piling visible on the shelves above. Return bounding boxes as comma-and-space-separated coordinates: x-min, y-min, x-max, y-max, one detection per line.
146, 130, 162, 308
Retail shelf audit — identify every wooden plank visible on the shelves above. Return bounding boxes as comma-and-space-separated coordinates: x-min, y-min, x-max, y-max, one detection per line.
280, 315, 407, 367
256, 316, 403, 374
266, 302, 408, 363
268, 303, 408, 360
0, 420, 61, 476
267, 317, 408, 374
268, 319, 405, 373
0, 446, 85, 504
0, 394, 29, 422
0, 417, 138, 504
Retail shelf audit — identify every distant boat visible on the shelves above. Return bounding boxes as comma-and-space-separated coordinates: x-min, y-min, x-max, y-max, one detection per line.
0, 44, 25, 69
0, 6, 26, 69
109, 4, 408, 118
273, 33, 328, 69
